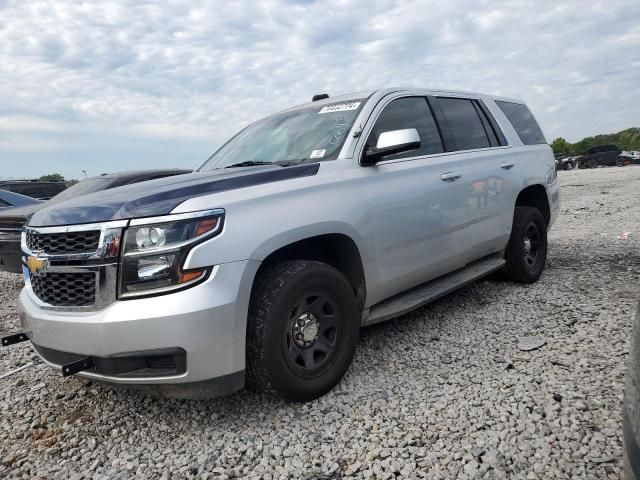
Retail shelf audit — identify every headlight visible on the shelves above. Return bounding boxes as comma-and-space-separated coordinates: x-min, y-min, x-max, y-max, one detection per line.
118, 209, 224, 298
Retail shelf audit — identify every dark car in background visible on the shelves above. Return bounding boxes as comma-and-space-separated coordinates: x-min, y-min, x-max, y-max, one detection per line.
0, 169, 191, 273
576, 145, 622, 169
0, 180, 67, 200
0, 190, 42, 211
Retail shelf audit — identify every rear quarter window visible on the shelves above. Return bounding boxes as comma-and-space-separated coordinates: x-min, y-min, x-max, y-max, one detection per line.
495, 101, 546, 145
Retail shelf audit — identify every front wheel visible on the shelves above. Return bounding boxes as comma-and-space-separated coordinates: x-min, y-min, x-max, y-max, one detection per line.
246, 260, 360, 401
503, 207, 548, 283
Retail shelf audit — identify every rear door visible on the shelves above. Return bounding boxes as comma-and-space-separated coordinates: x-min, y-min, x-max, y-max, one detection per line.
430, 96, 516, 263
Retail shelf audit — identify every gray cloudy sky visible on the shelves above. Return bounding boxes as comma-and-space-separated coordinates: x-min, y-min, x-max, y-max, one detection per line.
1, 0, 639, 179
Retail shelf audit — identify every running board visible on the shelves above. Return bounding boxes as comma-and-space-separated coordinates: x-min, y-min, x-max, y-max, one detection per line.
364, 254, 506, 326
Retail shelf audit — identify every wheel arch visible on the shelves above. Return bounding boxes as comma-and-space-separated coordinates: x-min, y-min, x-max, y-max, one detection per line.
250, 226, 368, 310
515, 184, 550, 226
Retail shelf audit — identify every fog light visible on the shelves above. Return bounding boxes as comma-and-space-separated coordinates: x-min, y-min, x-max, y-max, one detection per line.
137, 255, 174, 280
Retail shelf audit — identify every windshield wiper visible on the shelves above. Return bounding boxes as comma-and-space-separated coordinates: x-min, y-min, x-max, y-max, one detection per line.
224, 160, 299, 169
225, 161, 273, 169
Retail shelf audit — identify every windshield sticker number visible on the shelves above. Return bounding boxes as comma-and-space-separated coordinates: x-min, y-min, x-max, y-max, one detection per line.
318, 102, 361, 114
329, 126, 347, 145
310, 149, 326, 159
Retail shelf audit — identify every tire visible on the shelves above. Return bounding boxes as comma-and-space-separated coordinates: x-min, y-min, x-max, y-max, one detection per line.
589, 159, 598, 169
503, 206, 548, 283
246, 260, 359, 401
563, 162, 573, 171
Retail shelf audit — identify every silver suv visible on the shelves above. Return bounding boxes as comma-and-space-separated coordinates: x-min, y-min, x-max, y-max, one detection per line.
8, 88, 560, 401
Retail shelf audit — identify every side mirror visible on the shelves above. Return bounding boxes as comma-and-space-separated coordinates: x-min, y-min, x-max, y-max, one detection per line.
362, 128, 421, 165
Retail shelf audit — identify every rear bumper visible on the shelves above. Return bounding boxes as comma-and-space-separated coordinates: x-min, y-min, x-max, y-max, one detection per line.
18, 259, 260, 396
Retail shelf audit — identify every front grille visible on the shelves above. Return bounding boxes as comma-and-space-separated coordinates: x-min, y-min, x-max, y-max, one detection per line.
31, 272, 96, 307
26, 230, 101, 255
0, 216, 27, 231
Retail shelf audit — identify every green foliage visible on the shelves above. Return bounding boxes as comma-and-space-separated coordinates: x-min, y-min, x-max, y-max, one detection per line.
550, 127, 640, 156
550, 137, 571, 155
39, 173, 65, 182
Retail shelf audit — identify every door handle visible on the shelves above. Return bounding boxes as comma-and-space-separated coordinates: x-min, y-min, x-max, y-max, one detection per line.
440, 172, 462, 182
500, 162, 515, 170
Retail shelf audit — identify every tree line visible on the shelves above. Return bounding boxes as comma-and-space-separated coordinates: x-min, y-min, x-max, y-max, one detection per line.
550, 127, 640, 156
38, 173, 78, 185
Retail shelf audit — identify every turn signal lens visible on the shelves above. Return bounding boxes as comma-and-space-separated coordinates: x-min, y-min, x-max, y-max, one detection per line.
194, 218, 219, 236
179, 270, 206, 284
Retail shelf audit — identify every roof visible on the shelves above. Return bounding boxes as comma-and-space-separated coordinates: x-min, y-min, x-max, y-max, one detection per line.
278, 87, 524, 116
0, 180, 66, 185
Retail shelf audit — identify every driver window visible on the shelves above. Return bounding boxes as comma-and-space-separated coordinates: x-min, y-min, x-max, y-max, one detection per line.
366, 97, 444, 160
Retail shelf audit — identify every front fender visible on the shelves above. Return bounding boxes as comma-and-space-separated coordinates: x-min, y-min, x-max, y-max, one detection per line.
248, 221, 367, 262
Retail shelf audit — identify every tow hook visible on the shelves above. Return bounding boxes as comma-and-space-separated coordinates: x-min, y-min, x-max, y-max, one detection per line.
1, 332, 29, 346
62, 357, 95, 377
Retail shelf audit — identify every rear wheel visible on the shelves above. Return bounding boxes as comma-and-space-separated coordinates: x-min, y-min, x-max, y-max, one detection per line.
246, 260, 359, 401
503, 207, 548, 283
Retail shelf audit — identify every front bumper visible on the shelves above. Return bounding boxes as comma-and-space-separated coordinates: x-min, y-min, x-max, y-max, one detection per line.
18, 259, 259, 397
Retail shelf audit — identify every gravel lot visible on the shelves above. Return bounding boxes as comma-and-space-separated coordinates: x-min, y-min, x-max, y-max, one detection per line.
1, 166, 639, 479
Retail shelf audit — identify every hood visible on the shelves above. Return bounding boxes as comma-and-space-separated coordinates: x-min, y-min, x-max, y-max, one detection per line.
29, 163, 320, 227
0, 202, 45, 228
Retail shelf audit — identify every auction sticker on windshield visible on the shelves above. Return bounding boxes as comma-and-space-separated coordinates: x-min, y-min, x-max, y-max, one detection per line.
318, 102, 361, 114
310, 149, 326, 159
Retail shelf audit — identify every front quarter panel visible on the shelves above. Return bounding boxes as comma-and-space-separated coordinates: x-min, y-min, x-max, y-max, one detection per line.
175, 164, 378, 297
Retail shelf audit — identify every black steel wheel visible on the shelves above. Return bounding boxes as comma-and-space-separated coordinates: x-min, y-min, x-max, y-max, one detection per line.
283, 291, 342, 379
522, 222, 541, 268
503, 206, 548, 283
246, 260, 359, 401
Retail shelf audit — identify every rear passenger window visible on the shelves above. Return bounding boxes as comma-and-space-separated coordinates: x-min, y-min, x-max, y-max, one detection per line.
367, 97, 443, 160
435, 97, 491, 151
495, 101, 546, 145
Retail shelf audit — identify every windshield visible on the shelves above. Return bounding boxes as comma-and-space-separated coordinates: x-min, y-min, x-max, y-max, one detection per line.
51, 177, 113, 202
199, 99, 366, 170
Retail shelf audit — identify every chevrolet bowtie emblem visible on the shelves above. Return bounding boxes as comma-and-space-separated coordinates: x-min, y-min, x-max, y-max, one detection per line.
27, 255, 48, 277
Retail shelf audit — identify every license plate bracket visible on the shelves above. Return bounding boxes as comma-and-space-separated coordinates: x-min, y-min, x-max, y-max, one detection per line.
62, 357, 95, 377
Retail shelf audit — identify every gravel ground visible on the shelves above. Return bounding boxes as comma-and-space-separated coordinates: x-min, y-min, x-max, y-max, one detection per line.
1, 166, 639, 480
